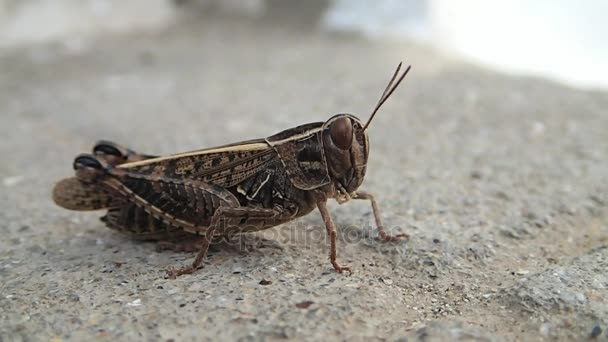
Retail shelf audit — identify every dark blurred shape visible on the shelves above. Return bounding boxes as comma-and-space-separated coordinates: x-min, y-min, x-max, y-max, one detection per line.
172, 0, 330, 27
264, 0, 330, 26
590, 325, 602, 339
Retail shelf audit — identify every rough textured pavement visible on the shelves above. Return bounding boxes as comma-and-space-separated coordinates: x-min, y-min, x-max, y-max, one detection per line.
1, 18, 607, 341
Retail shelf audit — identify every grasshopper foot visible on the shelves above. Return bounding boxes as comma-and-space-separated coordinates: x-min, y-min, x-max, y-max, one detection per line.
332, 262, 352, 275
378, 230, 409, 242
165, 240, 211, 279
166, 265, 199, 279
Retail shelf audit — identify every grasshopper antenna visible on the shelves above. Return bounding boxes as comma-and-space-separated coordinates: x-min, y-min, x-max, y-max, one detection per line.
362, 62, 412, 131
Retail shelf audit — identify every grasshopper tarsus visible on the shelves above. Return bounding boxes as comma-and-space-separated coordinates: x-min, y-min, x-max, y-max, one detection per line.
166, 266, 197, 279
166, 262, 209, 278
332, 264, 352, 275
379, 231, 410, 242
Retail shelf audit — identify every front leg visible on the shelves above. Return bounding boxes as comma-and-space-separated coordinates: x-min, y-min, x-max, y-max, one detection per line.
353, 191, 409, 241
315, 192, 352, 274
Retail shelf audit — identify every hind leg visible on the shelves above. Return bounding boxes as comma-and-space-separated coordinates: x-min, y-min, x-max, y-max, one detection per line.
92, 140, 157, 166
166, 207, 288, 278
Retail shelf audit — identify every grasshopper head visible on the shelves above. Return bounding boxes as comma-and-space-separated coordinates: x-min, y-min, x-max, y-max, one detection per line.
322, 114, 369, 194
322, 62, 411, 196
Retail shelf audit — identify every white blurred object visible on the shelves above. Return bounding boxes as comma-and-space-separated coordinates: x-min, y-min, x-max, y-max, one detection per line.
325, 0, 608, 89
429, 0, 608, 89
0, 0, 176, 48
324, 0, 431, 40
0, 0, 268, 50
1, 0, 605, 89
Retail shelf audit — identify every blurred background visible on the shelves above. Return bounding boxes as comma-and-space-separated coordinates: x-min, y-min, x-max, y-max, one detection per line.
1, 0, 606, 89
2, 2, 607, 341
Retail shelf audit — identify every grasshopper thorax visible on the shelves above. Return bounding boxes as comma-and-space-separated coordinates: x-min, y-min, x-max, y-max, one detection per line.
322, 114, 369, 195
267, 63, 410, 193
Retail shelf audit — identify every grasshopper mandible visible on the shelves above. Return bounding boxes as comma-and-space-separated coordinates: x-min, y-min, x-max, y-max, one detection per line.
52, 63, 412, 277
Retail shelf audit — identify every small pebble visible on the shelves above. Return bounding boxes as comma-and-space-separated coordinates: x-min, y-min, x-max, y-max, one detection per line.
381, 278, 393, 285
539, 323, 552, 337
295, 301, 314, 309
590, 325, 602, 339
127, 299, 142, 307
187, 283, 204, 292
259, 279, 272, 285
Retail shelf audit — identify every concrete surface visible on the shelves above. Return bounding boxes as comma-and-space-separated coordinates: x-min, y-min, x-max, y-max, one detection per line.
1, 17, 607, 341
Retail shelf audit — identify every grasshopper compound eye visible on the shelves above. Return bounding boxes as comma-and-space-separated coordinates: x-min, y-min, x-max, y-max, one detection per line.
329, 117, 353, 150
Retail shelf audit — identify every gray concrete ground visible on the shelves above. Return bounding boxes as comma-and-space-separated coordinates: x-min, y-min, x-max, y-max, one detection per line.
1, 17, 607, 341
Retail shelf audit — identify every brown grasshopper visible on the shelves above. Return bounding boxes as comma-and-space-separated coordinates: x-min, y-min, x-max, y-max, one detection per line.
52, 63, 412, 277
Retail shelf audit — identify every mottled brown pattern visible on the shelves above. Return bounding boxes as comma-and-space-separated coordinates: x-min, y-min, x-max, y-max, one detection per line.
52, 177, 117, 211
122, 146, 277, 189
267, 123, 331, 190
102, 203, 193, 241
